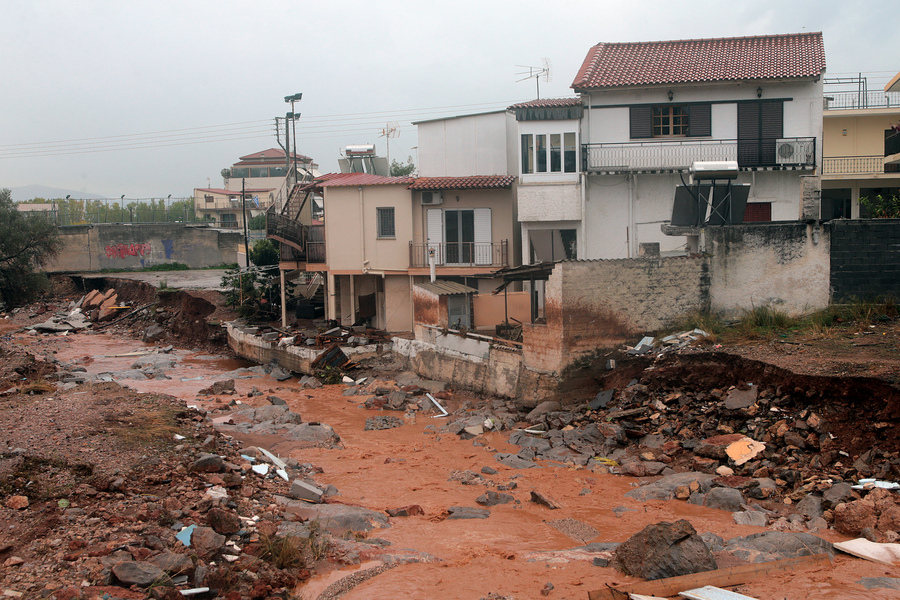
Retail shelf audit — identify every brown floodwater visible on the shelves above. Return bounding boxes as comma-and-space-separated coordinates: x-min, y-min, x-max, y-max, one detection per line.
11, 329, 900, 599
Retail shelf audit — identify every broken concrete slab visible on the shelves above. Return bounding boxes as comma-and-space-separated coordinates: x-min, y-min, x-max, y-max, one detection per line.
290, 480, 324, 503
834, 538, 900, 565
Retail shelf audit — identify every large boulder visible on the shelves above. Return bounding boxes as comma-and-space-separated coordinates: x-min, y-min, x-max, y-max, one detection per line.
614, 520, 717, 580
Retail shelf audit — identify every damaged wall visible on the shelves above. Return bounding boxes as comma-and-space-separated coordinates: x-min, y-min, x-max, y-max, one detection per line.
706, 222, 830, 316
523, 257, 709, 374
47, 224, 243, 272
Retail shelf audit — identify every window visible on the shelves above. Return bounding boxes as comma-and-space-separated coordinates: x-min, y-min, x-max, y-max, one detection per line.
204, 195, 214, 203
652, 106, 689, 137
521, 132, 577, 174
376, 207, 395, 238
426, 208, 493, 265
230, 167, 249, 178
742, 202, 772, 223
221, 213, 238, 228
250, 167, 268, 178
630, 104, 711, 139
821, 189, 851, 221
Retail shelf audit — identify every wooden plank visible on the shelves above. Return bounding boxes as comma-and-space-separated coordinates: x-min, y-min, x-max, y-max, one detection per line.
587, 553, 831, 600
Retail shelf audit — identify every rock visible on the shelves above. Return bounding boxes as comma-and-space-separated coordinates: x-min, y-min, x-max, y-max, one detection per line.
271, 366, 293, 381
236, 404, 302, 425
268, 395, 287, 406
834, 499, 879, 536
207, 508, 241, 535
723, 385, 757, 409
703, 487, 744, 512
188, 454, 226, 473
476, 491, 514, 507
822, 482, 853, 508
481, 466, 498, 475
142, 324, 166, 342
733, 511, 768, 527
716, 465, 735, 477
365, 416, 404, 431
386, 505, 423, 517
111, 561, 167, 587
615, 520, 717, 580
5, 496, 29, 510
527, 401, 560, 423
446, 506, 491, 520
877, 504, 900, 532
190, 526, 226, 559
695, 434, 746, 460
722, 531, 833, 562
624, 472, 715, 502
276, 501, 390, 533
796, 494, 824, 520
530, 490, 562, 509
289, 480, 324, 503
198, 379, 235, 395
148, 551, 194, 575
495, 453, 538, 469
783, 431, 807, 449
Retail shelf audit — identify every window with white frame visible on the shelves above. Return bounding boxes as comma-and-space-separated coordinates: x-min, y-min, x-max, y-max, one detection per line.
376, 207, 395, 238
521, 132, 577, 174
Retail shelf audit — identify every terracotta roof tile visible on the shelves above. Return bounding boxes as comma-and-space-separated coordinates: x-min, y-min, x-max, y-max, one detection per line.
408, 175, 515, 190
572, 32, 826, 91
237, 148, 314, 164
508, 98, 581, 109
316, 173, 414, 188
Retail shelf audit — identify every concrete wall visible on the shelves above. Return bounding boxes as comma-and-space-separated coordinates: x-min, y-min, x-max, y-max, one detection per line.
417, 111, 515, 177
410, 187, 517, 252
706, 222, 830, 316
523, 257, 709, 374
473, 291, 530, 329
824, 110, 900, 158
517, 181, 582, 222
394, 330, 556, 406
830, 219, 900, 301
323, 184, 413, 273
46, 223, 243, 272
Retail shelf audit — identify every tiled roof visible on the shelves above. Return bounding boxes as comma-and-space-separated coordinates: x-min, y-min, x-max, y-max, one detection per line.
415, 281, 478, 296
572, 32, 826, 90
508, 98, 581, 109
237, 148, 314, 164
408, 175, 515, 190
315, 173, 414, 187
193, 188, 235, 195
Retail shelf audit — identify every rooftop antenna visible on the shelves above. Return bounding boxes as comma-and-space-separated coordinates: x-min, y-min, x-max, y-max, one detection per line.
516, 57, 552, 99
380, 122, 400, 167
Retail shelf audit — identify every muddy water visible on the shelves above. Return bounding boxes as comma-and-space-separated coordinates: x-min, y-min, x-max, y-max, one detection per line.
13, 330, 900, 600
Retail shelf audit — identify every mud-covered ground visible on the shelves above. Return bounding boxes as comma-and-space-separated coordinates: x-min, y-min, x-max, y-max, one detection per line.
1, 279, 899, 599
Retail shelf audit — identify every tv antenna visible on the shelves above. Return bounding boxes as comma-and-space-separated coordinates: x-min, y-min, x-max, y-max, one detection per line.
380, 121, 400, 165
516, 57, 552, 99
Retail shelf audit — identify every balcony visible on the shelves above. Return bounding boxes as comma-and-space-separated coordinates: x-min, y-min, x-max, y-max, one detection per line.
409, 240, 508, 268
582, 137, 816, 174
824, 91, 900, 110
822, 156, 900, 176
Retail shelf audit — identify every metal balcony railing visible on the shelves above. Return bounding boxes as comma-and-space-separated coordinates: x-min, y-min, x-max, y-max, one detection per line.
824, 91, 900, 110
307, 225, 326, 263
266, 205, 307, 252
409, 240, 508, 268
582, 137, 816, 173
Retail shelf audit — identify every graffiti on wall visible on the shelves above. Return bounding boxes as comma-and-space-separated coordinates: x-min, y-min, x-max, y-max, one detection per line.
105, 243, 152, 259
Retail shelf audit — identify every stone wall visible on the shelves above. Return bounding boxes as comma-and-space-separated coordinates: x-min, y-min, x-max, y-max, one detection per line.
46, 224, 244, 272
522, 257, 709, 375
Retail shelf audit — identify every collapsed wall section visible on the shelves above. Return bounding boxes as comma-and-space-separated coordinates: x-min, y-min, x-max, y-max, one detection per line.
523, 257, 709, 375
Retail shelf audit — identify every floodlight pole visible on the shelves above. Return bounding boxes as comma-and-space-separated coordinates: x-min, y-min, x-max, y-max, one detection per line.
284, 93, 302, 183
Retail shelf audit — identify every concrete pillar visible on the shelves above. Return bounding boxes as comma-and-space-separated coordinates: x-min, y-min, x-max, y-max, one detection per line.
800, 175, 822, 220
280, 269, 287, 327
326, 272, 337, 322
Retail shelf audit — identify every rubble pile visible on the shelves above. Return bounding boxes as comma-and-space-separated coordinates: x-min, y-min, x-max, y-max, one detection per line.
242, 322, 392, 352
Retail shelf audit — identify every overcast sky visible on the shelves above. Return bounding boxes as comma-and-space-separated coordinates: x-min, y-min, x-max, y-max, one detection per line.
1, 0, 897, 200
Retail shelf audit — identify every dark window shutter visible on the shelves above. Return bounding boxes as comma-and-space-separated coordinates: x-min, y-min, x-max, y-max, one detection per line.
737, 102, 760, 166
630, 106, 652, 139
760, 100, 783, 165
687, 104, 711, 137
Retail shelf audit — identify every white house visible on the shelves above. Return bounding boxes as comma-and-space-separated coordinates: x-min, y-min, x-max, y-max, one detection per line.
515, 32, 827, 261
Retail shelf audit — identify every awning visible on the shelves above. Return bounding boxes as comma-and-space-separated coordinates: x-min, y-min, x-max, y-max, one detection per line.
415, 281, 477, 296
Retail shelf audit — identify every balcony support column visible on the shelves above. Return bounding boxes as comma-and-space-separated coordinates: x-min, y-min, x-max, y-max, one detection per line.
280, 269, 287, 328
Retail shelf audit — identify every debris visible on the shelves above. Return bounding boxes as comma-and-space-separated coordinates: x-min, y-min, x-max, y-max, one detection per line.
587, 553, 832, 600
833, 538, 900, 565
427, 393, 449, 417
446, 506, 491, 520
310, 342, 350, 370
252, 464, 269, 476
857, 577, 900, 591
290, 480, 325, 503
852, 479, 900, 491
725, 437, 766, 466
530, 490, 562, 509
4, 496, 28, 510
679, 586, 758, 600
175, 524, 196, 547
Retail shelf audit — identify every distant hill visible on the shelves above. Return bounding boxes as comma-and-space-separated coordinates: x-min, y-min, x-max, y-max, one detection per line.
8, 185, 106, 202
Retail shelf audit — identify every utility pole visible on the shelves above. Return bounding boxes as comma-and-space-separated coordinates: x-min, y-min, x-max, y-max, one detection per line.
242, 178, 250, 267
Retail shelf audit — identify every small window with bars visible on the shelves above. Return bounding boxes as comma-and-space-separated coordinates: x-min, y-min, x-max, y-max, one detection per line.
376, 207, 395, 238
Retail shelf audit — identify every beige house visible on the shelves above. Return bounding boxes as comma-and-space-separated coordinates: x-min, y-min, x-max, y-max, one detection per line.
822, 72, 900, 218
296, 172, 516, 332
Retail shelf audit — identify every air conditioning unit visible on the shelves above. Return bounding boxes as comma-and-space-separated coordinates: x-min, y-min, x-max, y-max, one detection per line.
421, 191, 443, 205
776, 139, 803, 164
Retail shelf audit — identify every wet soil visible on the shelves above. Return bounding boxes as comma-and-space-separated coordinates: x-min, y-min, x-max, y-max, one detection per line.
2, 285, 900, 598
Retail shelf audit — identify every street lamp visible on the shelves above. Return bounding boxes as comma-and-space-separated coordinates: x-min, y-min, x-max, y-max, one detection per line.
284, 92, 302, 183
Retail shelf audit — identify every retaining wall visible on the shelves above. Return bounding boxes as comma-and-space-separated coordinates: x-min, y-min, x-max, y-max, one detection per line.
47, 223, 243, 272
830, 219, 900, 301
